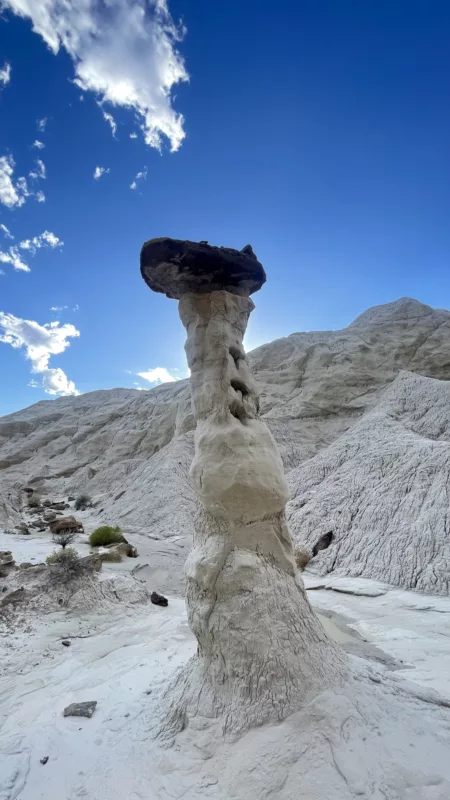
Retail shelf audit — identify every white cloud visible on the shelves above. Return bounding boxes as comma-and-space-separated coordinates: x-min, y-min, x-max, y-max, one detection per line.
0, 312, 80, 396
0, 223, 14, 240
0, 230, 63, 272
32, 140, 45, 149
93, 166, 110, 179
2, 0, 188, 152
0, 61, 11, 87
137, 366, 177, 385
29, 158, 46, 180
50, 305, 68, 312
37, 117, 47, 132
0, 247, 30, 272
19, 229, 63, 253
130, 166, 147, 190
102, 110, 117, 137
0, 155, 29, 208
129, 132, 137, 139
0, 154, 47, 208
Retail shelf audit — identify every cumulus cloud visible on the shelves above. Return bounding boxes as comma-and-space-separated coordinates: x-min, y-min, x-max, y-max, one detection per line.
0, 229, 63, 272
2, 0, 188, 152
36, 190, 45, 203
93, 166, 110, 179
0, 61, 11, 87
0, 223, 14, 240
32, 140, 45, 149
29, 158, 46, 180
37, 117, 47, 132
0, 312, 79, 395
130, 166, 147, 190
137, 366, 177, 385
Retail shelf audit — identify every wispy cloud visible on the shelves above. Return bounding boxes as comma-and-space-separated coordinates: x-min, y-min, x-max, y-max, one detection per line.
0, 61, 11, 88
3, 0, 188, 152
129, 132, 138, 139
29, 158, 46, 180
93, 166, 110, 180
0, 223, 14, 240
0, 312, 80, 396
0, 248, 30, 272
19, 230, 63, 253
0, 230, 63, 273
37, 117, 47, 132
130, 166, 147, 190
32, 140, 45, 150
0, 155, 29, 208
0, 154, 47, 209
102, 110, 117, 137
137, 366, 178, 385
50, 305, 69, 312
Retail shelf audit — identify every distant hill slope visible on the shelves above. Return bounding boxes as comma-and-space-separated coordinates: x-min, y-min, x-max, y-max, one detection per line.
1, 297, 449, 593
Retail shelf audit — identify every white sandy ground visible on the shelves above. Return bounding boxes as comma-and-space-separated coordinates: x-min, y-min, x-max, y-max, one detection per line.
2, 530, 450, 799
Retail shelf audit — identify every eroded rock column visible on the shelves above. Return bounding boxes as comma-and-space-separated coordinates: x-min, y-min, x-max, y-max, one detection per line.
141, 238, 347, 733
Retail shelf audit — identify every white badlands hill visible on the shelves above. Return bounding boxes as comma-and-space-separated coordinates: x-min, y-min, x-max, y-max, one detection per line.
1, 297, 449, 594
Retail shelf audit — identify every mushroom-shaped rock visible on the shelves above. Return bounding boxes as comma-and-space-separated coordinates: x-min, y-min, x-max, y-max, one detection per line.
140, 237, 266, 299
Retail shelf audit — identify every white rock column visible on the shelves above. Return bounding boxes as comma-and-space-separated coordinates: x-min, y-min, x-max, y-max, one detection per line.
172, 289, 347, 733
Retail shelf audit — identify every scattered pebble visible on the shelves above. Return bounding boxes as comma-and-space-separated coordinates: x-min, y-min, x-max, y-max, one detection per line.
40, 756, 49, 765
61, 639, 71, 647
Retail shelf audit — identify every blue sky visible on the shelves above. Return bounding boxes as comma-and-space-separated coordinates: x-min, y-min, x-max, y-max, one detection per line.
0, 0, 449, 414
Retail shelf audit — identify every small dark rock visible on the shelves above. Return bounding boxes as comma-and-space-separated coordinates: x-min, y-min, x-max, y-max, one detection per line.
312, 531, 334, 557
63, 701, 97, 718
61, 640, 71, 647
68, 496, 75, 502
40, 756, 49, 765
151, 591, 168, 607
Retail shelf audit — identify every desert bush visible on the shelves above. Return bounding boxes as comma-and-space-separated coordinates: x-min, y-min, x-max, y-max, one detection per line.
46, 547, 90, 582
89, 525, 124, 547
52, 530, 77, 549
74, 494, 92, 511
294, 547, 310, 571
46, 547, 78, 566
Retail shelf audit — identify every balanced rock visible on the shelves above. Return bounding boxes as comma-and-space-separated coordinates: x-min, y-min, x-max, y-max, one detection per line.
140, 237, 266, 299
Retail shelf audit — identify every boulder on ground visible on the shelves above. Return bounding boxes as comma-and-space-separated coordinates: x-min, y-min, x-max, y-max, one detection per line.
63, 701, 97, 718
151, 591, 168, 607
93, 541, 138, 562
49, 516, 83, 535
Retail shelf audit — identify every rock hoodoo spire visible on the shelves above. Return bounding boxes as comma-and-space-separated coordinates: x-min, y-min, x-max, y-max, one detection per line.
140, 236, 346, 733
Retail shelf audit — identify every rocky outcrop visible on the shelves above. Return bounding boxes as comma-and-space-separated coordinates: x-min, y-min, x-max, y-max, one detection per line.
142, 238, 346, 734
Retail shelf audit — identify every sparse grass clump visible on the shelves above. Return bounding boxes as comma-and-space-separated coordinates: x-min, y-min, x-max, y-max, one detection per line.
74, 494, 92, 511
294, 547, 310, 571
46, 547, 79, 567
89, 525, 124, 547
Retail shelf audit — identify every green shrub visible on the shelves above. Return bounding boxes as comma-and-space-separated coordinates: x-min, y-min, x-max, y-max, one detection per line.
89, 525, 124, 547
46, 547, 79, 566
74, 493, 92, 511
